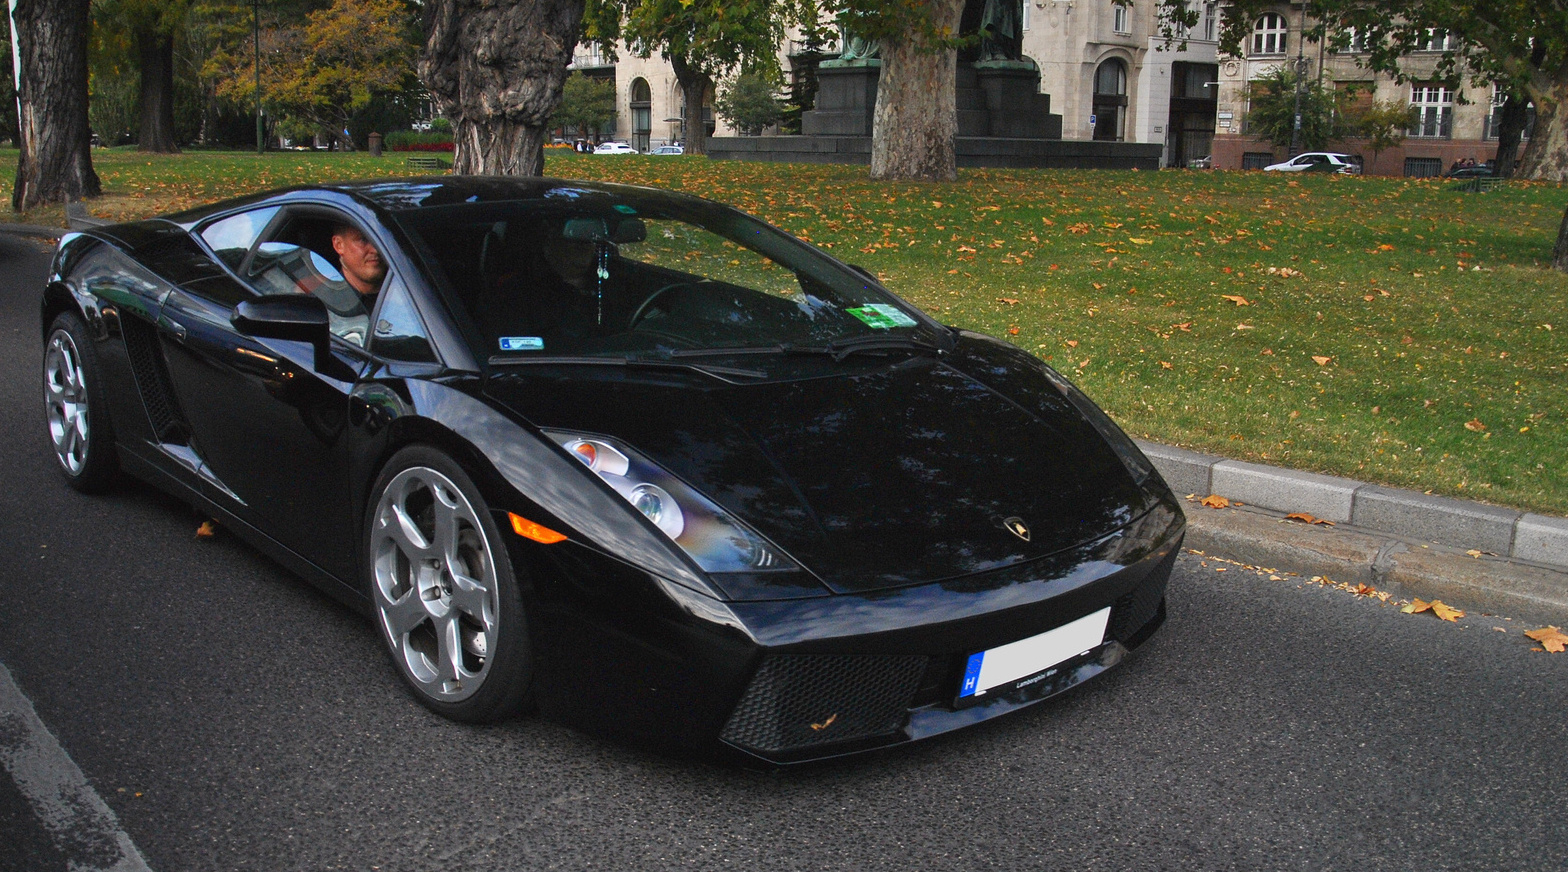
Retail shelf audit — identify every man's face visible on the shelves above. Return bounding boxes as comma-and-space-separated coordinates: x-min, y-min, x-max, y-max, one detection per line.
331, 226, 386, 295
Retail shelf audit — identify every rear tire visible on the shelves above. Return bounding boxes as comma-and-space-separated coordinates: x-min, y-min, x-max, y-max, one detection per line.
365, 445, 533, 722
43, 312, 118, 492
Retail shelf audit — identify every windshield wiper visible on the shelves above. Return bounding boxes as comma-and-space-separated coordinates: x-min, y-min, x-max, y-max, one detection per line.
487, 354, 766, 381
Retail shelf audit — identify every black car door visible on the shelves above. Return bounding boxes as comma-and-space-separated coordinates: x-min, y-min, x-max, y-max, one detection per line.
153, 205, 379, 584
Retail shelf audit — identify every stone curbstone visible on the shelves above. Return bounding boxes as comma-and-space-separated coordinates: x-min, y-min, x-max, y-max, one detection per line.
1513, 514, 1568, 567
1135, 440, 1215, 498
1210, 460, 1358, 523
1351, 485, 1519, 556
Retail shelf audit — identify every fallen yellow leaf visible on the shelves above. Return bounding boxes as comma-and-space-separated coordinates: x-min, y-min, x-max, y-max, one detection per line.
196, 520, 217, 539
1199, 494, 1231, 508
1431, 601, 1464, 622
1221, 294, 1251, 306
1464, 419, 1486, 432
1284, 512, 1334, 526
1311, 356, 1333, 366
1524, 626, 1568, 652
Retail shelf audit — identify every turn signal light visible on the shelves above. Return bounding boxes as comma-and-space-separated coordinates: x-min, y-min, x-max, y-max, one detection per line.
508, 512, 567, 544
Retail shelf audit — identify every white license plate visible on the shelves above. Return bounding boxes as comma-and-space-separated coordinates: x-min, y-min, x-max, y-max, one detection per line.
958, 607, 1111, 698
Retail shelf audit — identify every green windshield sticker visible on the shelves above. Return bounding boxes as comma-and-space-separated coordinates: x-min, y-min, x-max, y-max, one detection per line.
846, 304, 918, 329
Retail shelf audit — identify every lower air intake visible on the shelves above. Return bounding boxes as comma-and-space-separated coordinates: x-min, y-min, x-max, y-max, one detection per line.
1109, 548, 1175, 644
721, 654, 928, 756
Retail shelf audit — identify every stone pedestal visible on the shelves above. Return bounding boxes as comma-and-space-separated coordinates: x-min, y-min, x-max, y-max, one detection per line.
802, 63, 881, 137
972, 61, 1062, 139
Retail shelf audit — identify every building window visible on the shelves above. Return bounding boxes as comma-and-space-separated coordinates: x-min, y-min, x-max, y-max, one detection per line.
630, 78, 652, 152
1251, 13, 1287, 56
1242, 152, 1274, 170
1334, 27, 1367, 53
1022, 0, 1030, 30
1113, 2, 1129, 34
1404, 157, 1443, 177
1202, 2, 1217, 40
1093, 58, 1128, 141
1416, 29, 1451, 52
1408, 84, 1452, 138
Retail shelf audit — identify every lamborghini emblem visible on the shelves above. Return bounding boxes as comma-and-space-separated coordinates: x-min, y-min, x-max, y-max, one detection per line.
1003, 517, 1030, 541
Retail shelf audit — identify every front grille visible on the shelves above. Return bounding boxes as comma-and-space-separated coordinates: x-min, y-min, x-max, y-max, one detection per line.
721, 654, 928, 756
1109, 548, 1175, 644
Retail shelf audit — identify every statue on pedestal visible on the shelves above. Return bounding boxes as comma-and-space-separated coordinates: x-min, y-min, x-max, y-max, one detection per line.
978, 0, 1022, 61
823, 24, 880, 67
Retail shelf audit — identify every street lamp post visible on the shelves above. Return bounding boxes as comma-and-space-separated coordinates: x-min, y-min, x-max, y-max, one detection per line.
1289, 56, 1308, 157
253, 0, 263, 154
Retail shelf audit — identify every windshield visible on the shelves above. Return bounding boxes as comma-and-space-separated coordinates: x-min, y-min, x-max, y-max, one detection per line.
395, 193, 946, 362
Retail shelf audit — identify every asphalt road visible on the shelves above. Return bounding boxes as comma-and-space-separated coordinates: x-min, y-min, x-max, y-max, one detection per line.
2, 230, 1566, 872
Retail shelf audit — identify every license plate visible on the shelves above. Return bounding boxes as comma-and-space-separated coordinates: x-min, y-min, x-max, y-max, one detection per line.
958, 607, 1111, 699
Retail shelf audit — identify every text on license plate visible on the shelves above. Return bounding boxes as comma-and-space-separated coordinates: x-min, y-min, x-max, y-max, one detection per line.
958, 607, 1111, 698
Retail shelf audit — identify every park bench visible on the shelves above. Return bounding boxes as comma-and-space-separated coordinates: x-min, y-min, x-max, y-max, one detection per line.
1454, 176, 1505, 193
405, 155, 449, 171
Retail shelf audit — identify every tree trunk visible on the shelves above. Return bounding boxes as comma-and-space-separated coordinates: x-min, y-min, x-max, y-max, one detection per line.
1493, 92, 1528, 178
420, 0, 584, 177
11, 0, 99, 210
869, 0, 965, 182
135, 27, 180, 153
1553, 204, 1568, 272
1517, 81, 1568, 182
453, 119, 550, 174
670, 54, 712, 156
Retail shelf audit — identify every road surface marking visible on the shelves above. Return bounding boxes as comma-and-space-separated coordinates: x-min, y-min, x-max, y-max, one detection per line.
0, 660, 153, 872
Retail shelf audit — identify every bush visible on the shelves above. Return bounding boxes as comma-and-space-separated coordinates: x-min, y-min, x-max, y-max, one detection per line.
385, 130, 455, 151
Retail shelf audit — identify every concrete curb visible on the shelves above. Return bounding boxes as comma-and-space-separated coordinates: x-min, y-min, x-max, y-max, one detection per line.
1140, 440, 1568, 623
0, 221, 65, 239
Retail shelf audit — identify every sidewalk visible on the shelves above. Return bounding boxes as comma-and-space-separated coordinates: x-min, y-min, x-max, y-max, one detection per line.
6, 219, 1565, 622
1139, 440, 1568, 623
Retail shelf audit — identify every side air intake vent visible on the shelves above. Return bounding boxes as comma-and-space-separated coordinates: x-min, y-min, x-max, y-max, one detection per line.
118, 316, 188, 444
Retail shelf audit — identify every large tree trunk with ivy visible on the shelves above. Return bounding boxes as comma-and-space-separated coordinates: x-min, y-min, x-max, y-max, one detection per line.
11, 0, 99, 210
420, 0, 584, 176
670, 54, 712, 156
869, 0, 964, 182
1512, 84, 1568, 271
135, 26, 180, 153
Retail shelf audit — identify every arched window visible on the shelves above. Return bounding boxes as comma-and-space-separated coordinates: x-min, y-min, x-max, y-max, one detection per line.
1251, 13, 1287, 55
630, 78, 652, 152
1092, 58, 1127, 141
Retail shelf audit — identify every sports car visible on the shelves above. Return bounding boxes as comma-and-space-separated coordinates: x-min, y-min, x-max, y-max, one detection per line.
41, 177, 1183, 764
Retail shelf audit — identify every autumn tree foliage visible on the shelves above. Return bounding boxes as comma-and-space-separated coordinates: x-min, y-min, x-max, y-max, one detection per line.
420, 0, 585, 175
11, 0, 100, 210
209, 0, 414, 150
583, 0, 788, 156
717, 73, 785, 135
1348, 100, 1411, 170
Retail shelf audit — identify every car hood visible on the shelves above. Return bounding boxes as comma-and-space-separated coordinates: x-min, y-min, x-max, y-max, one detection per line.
484, 346, 1151, 595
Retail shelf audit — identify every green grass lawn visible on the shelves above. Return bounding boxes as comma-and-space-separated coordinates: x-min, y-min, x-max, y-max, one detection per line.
5, 146, 1565, 515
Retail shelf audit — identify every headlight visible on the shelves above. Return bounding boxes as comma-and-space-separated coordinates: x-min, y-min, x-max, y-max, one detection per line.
546, 431, 798, 573
1039, 365, 1159, 488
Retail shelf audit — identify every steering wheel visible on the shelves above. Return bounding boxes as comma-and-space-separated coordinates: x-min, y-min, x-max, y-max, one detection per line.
628, 282, 694, 330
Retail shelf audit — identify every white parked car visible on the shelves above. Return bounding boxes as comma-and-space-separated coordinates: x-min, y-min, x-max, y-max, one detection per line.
651, 144, 684, 155
593, 141, 638, 155
1262, 152, 1362, 174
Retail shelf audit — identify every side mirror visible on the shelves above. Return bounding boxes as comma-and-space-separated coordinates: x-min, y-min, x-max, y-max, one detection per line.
232, 294, 330, 342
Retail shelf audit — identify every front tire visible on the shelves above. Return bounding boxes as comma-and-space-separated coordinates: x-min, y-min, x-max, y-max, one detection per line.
43, 312, 118, 492
366, 445, 533, 722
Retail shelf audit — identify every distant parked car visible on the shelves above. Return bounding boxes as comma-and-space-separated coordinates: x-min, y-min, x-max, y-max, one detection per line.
1263, 152, 1361, 174
652, 145, 684, 155
1186, 155, 1211, 169
1444, 163, 1496, 179
593, 141, 638, 155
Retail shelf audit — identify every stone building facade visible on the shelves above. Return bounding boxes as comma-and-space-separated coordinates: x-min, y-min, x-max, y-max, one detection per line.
1210, 3, 1518, 175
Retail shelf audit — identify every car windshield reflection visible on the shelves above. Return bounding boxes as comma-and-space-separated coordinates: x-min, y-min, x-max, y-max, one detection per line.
395, 196, 948, 363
